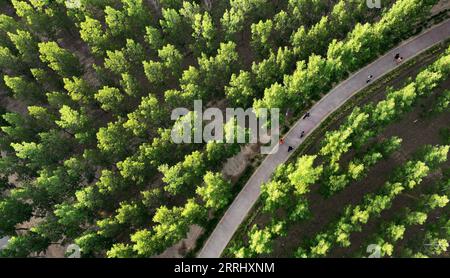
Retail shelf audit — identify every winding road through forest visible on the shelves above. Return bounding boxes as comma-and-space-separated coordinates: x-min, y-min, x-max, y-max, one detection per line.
197, 19, 450, 258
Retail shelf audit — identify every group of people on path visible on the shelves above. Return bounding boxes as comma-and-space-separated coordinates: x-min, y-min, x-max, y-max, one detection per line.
367, 52, 404, 83
394, 53, 404, 64
282, 52, 405, 152
279, 112, 311, 153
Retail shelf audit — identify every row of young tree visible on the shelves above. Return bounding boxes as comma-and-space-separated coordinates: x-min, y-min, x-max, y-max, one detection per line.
226, 0, 392, 107
252, 0, 438, 116
318, 46, 450, 195
229, 136, 402, 257
227, 43, 450, 258
353, 172, 450, 258
294, 144, 449, 258
399, 194, 450, 257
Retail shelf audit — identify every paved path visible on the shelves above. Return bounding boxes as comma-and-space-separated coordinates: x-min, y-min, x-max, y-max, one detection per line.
197, 19, 450, 258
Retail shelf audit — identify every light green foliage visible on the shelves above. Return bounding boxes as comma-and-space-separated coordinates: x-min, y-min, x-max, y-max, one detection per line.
251, 19, 273, 56
288, 155, 323, 195
124, 94, 166, 137
225, 70, 255, 107
8, 29, 38, 64
80, 16, 108, 56
196, 171, 232, 210
159, 151, 205, 195
192, 12, 216, 55
97, 120, 131, 158
94, 86, 124, 113
4, 75, 42, 101
38, 41, 81, 77
63, 76, 93, 103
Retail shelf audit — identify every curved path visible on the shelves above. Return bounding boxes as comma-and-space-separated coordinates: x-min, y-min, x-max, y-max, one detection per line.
198, 19, 450, 258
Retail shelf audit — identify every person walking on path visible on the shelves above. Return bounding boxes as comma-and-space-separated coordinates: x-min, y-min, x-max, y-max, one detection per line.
288, 146, 294, 152
279, 138, 285, 145
394, 53, 404, 64
303, 112, 311, 119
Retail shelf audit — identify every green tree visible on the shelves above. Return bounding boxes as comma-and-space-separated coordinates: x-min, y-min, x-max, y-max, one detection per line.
130, 229, 159, 257
107, 243, 135, 258
419, 145, 450, 170
159, 151, 205, 195
205, 141, 240, 168
261, 179, 291, 213
104, 39, 145, 75
97, 120, 132, 159
56, 105, 93, 143
54, 203, 88, 238
0, 46, 19, 71
79, 16, 108, 56
144, 26, 163, 51
0, 233, 49, 258
94, 86, 125, 113
38, 41, 81, 77
63, 76, 93, 104
433, 90, 450, 113
75, 232, 108, 257
0, 14, 19, 43
247, 221, 284, 256
225, 70, 255, 107
124, 94, 166, 137
192, 12, 216, 55
115, 201, 147, 227
3, 75, 43, 102
120, 72, 141, 97
196, 172, 232, 210
159, 8, 189, 46
104, 49, 128, 75
253, 82, 287, 112
12, 130, 72, 170
220, 0, 269, 40
1, 112, 38, 143
288, 155, 323, 195
105, 6, 128, 37
251, 19, 273, 57
0, 197, 32, 235
248, 225, 273, 255
8, 29, 39, 64
158, 44, 183, 79
27, 106, 56, 130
